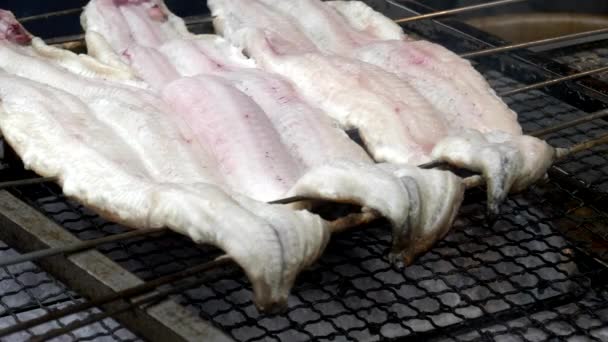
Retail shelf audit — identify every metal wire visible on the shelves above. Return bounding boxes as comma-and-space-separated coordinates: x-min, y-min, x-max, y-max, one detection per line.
0, 176, 57, 189
531, 109, 608, 137
460, 28, 608, 58
500, 66, 608, 97
4, 104, 607, 198
28, 263, 235, 342
557, 133, 608, 159
17, 1, 524, 26
0, 256, 233, 338
392, 0, 527, 24
0, 228, 164, 268
18, 8, 83, 23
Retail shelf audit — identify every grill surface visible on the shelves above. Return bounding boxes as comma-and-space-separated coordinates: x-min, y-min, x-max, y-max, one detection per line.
0, 240, 141, 341
552, 42, 608, 83
2, 1, 608, 341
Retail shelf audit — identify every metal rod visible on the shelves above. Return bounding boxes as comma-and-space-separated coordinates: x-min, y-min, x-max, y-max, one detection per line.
462, 134, 608, 189
268, 195, 313, 204
461, 28, 608, 58
423, 108, 608, 171
556, 133, 608, 160
3, 107, 605, 208
0, 196, 309, 269
18, 8, 83, 23
0, 228, 164, 268
29, 264, 231, 342
392, 0, 527, 24
43, 15, 212, 47
419, 160, 448, 169
530, 109, 608, 137
0, 257, 233, 338
500, 66, 608, 97
0, 176, 57, 189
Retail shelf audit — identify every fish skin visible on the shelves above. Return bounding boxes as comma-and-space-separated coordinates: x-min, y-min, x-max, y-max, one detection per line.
227, 0, 556, 213
83, 0, 467, 266
432, 130, 555, 216
162, 75, 301, 202
0, 11, 332, 310
209, 0, 450, 165
233, 28, 448, 165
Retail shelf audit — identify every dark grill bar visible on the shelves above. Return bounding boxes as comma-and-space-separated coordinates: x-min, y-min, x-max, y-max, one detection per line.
1, 1, 608, 341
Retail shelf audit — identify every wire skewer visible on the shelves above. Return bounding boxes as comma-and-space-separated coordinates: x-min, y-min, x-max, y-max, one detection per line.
0, 228, 163, 268
1, 113, 602, 236
0, 256, 233, 338
500, 66, 608, 97
530, 109, 608, 137
418, 108, 608, 169
28, 262, 232, 342
0, 106, 606, 201
391, 0, 527, 24
556, 134, 608, 159
18, 8, 83, 23
459, 133, 608, 190
460, 28, 608, 58
0, 176, 57, 189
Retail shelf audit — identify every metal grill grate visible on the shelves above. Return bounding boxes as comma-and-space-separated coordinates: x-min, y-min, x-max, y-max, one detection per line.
552, 42, 608, 84
0, 241, 141, 341
1, 0, 608, 341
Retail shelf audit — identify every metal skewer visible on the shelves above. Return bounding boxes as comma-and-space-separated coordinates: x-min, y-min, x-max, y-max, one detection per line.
1, 106, 607, 199
460, 28, 608, 58
0, 196, 370, 270
4, 108, 606, 270
18, 8, 83, 23
460, 133, 608, 190
0, 256, 233, 338
29, 263, 234, 342
0, 176, 57, 189
419, 108, 608, 169
0, 228, 164, 268
556, 133, 608, 159
530, 109, 608, 137
391, 0, 527, 24
499, 66, 608, 97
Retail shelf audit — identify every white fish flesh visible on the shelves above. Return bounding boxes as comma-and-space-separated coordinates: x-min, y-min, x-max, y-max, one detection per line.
83, 0, 467, 263
211, 0, 557, 214
207, 0, 450, 165
0, 11, 332, 310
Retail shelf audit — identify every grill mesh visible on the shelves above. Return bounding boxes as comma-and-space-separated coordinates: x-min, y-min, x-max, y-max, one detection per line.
4, 66, 608, 341
552, 43, 608, 83
0, 241, 141, 341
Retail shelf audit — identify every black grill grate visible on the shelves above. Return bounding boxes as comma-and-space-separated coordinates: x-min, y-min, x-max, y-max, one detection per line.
552, 43, 608, 83
0, 241, 141, 341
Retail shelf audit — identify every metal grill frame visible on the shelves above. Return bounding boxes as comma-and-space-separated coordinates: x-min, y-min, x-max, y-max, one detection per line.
1, 0, 608, 341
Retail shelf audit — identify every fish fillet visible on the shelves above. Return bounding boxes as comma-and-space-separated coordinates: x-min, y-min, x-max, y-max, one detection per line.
212, 0, 557, 214
313, 1, 557, 213
83, 0, 466, 263
257, 0, 521, 134
291, 161, 464, 264
207, 0, 449, 165
0, 10, 334, 310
